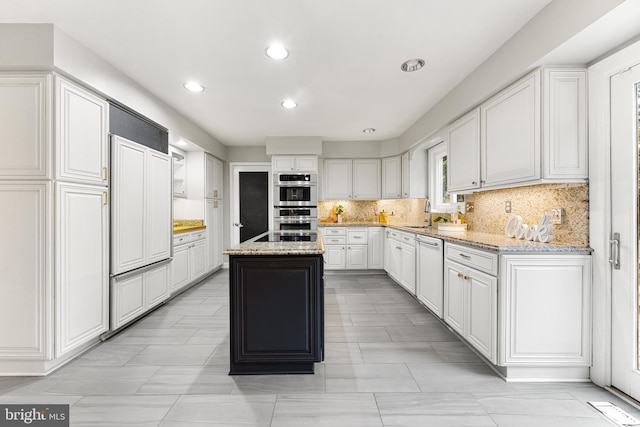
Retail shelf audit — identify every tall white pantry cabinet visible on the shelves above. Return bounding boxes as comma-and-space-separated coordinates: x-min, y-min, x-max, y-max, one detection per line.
0, 73, 109, 375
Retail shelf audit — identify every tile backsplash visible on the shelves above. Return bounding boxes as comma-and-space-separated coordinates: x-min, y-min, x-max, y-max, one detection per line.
319, 182, 588, 246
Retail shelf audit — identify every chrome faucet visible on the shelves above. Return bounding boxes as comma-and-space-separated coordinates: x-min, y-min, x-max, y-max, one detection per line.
424, 199, 432, 226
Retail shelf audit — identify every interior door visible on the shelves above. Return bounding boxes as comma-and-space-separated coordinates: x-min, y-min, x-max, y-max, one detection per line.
611, 62, 640, 400
230, 163, 272, 246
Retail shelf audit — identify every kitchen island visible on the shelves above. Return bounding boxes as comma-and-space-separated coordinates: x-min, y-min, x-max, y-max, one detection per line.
224, 231, 324, 374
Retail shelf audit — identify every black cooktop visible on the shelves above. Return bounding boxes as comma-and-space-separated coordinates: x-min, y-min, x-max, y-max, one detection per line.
255, 231, 318, 242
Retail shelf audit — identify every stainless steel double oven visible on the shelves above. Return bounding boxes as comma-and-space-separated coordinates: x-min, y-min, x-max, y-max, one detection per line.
273, 173, 318, 230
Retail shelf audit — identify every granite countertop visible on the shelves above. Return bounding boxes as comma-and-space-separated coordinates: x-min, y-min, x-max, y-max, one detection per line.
318, 221, 591, 254
173, 219, 206, 234
224, 231, 325, 256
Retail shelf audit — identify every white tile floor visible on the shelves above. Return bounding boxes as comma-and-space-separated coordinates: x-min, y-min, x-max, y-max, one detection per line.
0, 270, 637, 426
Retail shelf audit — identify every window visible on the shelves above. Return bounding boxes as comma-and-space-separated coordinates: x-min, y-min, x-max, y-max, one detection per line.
428, 142, 464, 212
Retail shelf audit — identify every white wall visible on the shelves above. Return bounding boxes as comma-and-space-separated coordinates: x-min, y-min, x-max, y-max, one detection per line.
51, 26, 227, 160
0, 24, 53, 69
393, 0, 627, 154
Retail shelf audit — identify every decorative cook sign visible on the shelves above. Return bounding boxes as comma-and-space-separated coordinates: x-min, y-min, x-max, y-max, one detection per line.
505, 214, 554, 243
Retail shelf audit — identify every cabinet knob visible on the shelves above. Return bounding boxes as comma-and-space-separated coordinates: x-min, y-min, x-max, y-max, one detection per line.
472, 181, 477, 185
457, 272, 464, 278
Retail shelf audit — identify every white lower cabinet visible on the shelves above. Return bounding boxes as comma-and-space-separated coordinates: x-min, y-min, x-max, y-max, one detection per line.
0, 182, 51, 361
171, 229, 208, 293
320, 227, 370, 270
444, 243, 498, 363
367, 227, 384, 269
55, 183, 109, 358
499, 254, 592, 369
111, 261, 170, 330
384, 229, 416, 295
443, 242, 592, 380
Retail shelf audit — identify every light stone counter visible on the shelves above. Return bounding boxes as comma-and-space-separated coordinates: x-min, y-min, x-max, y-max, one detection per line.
318, 221, 591, 254
224, 231, 325, 256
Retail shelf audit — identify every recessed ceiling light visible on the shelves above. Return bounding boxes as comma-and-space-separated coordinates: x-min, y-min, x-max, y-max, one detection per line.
183, 81, 205, 92
176, 140, 188, 147
281, 99, 297, 109
266, 44, 289, 60
400, 58, 425, 72
362, 128, 376, 133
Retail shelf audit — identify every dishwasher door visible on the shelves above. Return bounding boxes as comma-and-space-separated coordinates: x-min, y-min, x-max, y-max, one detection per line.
416, 235, 444, 318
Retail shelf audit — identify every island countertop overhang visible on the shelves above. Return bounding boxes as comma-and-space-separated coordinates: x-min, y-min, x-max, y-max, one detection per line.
224, 230, 325, 256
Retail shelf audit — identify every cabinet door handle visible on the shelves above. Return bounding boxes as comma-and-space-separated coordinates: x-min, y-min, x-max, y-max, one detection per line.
103, 191, 108, 206
459, 253, 471, 259
213, 190, 218, 198
609, 232, 621, 270
102, 166, 108, 181
396, 246, 401, 250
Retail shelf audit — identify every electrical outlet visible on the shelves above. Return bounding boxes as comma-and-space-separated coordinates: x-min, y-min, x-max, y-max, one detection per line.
465, 202, 474, 212
550, 208, 563, 224
505, 201, 512, 213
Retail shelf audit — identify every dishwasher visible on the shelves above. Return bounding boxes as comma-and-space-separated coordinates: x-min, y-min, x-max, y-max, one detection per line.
415, 235, 444, 318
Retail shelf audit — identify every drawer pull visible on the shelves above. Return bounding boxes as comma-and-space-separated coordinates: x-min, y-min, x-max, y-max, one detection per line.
457, 272, 469, 280
396, 246, 402, 250
353, 236, 362, 239
459, 253, 471, 259
331, 239, 340, 242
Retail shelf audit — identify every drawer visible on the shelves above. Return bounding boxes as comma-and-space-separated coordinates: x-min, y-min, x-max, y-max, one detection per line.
399, 232, 415, 245
386, 229, 402, 240
324, 235, 346, 245
445, 243, 498, 276
190, 230, 206, 241
173, 233, 190, 247
323, 227, 346, 236
347, 229, 367, 244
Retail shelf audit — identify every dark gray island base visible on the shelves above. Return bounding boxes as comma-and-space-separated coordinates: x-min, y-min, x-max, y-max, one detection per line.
225, 231, 325, 375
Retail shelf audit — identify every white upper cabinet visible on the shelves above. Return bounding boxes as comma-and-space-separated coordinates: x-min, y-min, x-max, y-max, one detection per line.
187, 152, 223, 201
481, 71, 541, 188
272, 155, 318, 172
0, 74, 51, 179
381, 156, 402, 199
205, 154, 223, 199
447, 67, 587, 192
323, 158, 381, 200
352, 159, 381, 199
323, 159, 352, 199
55, 77, 108, 185
447, 108, 481, 192
543, 69, 587, 179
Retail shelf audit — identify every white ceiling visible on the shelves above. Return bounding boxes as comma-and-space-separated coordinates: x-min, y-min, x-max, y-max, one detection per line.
0, 0, 558, 146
